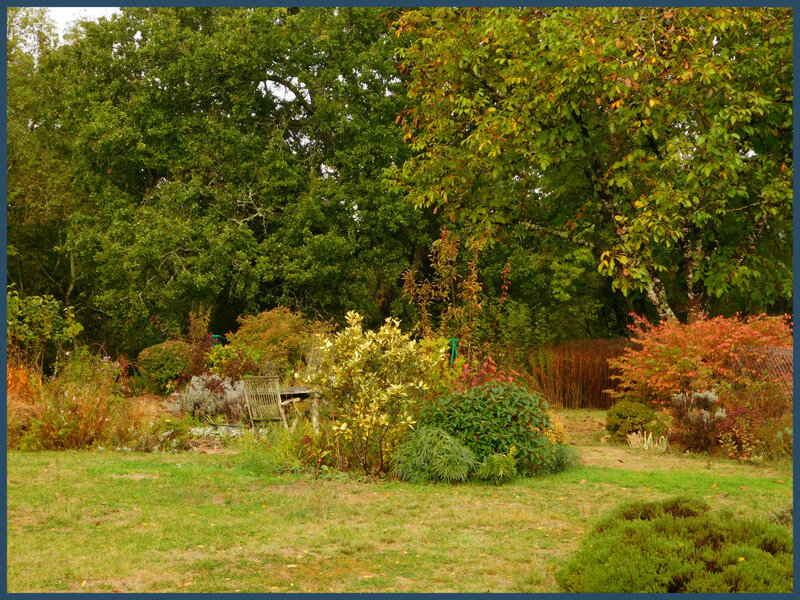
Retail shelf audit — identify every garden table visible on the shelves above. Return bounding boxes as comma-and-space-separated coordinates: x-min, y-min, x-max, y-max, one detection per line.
280, 386, 319, 433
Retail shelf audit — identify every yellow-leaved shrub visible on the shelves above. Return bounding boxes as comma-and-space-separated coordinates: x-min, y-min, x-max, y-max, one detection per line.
302, 311, 445, 474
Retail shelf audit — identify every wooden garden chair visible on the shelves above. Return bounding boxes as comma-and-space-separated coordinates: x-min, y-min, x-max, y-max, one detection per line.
242, 375, 302, 431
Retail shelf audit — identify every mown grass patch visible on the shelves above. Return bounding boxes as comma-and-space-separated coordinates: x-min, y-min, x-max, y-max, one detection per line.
7, 437, 791, 593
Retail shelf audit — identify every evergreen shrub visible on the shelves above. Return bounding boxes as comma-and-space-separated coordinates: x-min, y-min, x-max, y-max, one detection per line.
420, 382, 554, 475
605, 400, 667, 443
556, 496, 793, 593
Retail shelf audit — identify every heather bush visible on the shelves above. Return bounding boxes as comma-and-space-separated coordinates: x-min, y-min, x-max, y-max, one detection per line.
391, 426, 477, 483
174, 374, 246, 422
605, 400, 668, 443
420, 381, 555, 475
137, 340, 192, 393
610, 313, 791, 407
556, 496, 793, 592
302, 311, 444, 474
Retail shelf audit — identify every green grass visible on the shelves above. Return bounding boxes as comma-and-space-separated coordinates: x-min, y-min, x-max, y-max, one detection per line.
6, 412, 793, 593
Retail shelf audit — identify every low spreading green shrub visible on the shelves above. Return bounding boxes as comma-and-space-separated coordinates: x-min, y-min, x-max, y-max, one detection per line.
391, 426, 477, 483
420, 382, 554, 475
605, 400, 667, 443
545, 443, 580, 474
474, 447, 518, 484
137, 340, 192, 393
236, 426, 304, 476
128, 414, 196, 453
556, 496, 793, 593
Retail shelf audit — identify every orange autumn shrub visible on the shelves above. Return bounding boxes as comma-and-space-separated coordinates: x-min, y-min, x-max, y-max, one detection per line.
610, 313, 792, 407
6, 360, 42, 449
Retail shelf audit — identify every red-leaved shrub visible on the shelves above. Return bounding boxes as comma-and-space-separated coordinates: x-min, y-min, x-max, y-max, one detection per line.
610, 313, 792, 407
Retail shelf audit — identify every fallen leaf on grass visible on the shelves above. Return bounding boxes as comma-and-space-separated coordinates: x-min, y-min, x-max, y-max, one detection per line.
710, 484, 717, 488
81, 581, 87, 587
776, 480, 786, 484
286, 564, 298, 569
740, 486, 749, 491
579, 479, 587, 484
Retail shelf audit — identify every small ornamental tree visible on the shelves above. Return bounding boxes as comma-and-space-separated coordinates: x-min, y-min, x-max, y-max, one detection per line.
302, 311, 445, 475
609, 313, 792, 407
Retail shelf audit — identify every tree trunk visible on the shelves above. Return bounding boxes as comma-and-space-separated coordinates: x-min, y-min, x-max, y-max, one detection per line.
645, 276, 676, 321
683, 237, 705, 324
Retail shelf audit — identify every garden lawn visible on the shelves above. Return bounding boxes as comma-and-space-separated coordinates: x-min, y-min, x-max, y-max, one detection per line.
7, 411, 793, 593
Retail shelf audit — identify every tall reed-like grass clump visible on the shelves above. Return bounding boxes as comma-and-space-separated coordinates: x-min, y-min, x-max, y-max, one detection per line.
9, 349, 122, 450
391, 426, 477, 483
527, 338, 627, 409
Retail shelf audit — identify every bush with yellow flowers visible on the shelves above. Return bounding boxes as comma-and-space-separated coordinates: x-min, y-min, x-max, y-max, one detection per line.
302, 311, 445, 475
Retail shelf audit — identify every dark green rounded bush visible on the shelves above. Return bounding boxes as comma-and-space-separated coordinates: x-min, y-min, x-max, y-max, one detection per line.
556, 496, 793, 593
605, 400, 667, 442
419, 382, 554, 475
137, 340, 192, 393
391, 426, 476, 483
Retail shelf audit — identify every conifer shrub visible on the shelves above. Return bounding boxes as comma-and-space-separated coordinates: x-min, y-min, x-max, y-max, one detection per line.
420, 381, 555, 475
605, 400, 667, 443
556, 496, 793, 593
391, 426, 477, 483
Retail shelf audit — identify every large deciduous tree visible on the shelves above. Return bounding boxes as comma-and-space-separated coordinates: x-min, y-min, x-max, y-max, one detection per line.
8, 7, 436, 355
388, 7, 792, 322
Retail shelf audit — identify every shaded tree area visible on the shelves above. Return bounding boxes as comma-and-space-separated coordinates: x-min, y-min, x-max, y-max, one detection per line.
8, 7, 441, 357
7, 7, 790, 366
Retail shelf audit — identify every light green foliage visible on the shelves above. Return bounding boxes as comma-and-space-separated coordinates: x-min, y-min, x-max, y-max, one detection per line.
235, 427, 303, 476
474, 446, 518, 484
391, 426, 477, 483
556, 496, 793, 592
389, 7, 792, 320
6, 286, 84, 371
303, 311, 445, 474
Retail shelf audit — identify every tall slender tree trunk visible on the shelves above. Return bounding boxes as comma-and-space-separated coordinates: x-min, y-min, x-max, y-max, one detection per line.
645, 276, 676, 321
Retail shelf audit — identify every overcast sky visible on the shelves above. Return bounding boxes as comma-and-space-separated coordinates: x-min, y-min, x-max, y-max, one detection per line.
48, 6, 120, 38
